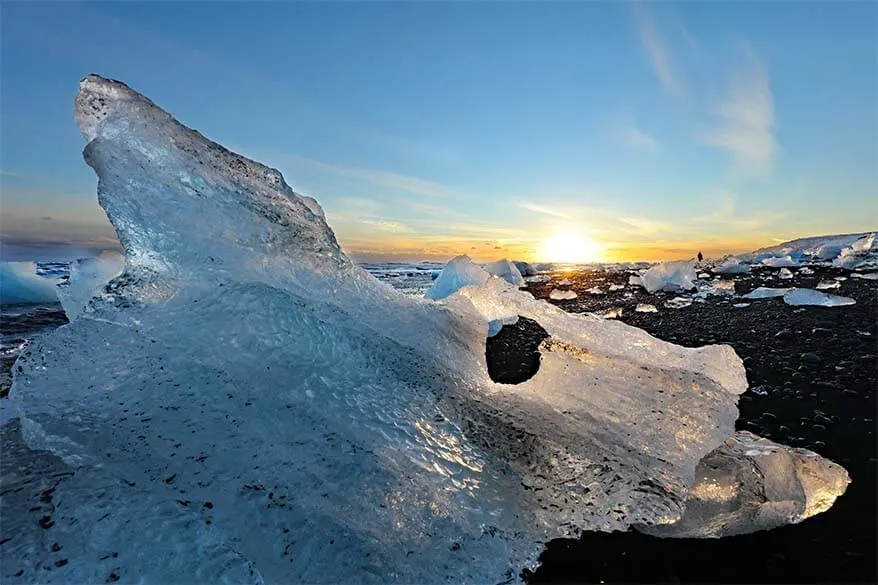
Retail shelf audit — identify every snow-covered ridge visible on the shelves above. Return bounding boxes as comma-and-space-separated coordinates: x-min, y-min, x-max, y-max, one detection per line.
3, 75, 849, 584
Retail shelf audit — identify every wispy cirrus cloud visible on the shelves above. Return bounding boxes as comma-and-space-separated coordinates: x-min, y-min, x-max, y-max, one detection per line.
278, 154, 461, 200
630, 4, 683, 96
621, 121, 660, 151
702, 47, 778, 174
517, 201, 570, 219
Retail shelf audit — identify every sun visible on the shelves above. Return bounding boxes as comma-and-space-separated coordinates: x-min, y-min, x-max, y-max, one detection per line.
537, 232, 605, 263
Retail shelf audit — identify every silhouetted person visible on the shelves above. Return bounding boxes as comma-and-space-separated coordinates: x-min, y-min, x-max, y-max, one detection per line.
697, 251, 703, 262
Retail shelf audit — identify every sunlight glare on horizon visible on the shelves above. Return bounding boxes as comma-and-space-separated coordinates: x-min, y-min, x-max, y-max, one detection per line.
537, 231, 606, 263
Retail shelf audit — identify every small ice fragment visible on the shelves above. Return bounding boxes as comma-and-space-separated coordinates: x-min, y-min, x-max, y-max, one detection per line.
586, 286, 605, 295
664, 297, 692, 309
856, 330, 871, 337
733, 303, 750, 308
628, 275, 642, 286
635, 303, 658, 313
549, 289, 577, 300
742, 287, 790, 300
697, 272, 710, 279
609, 283, 624, 291
851, 272, 878, 280
556, 278, 573, 286
751, 385, 769, 396
777, 268, 793, 280
600, 307, 623, 319
834, 276, 847, 281
783, 288, 856, 307
815, 280, 841, 290
798, 266, 815, 275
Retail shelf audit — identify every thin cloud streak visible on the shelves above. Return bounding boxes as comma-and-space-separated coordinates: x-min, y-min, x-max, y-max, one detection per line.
279, 154, 462, 200
631, 4, 683, 96
623, 123, 660, 151
702, 46, 777, 174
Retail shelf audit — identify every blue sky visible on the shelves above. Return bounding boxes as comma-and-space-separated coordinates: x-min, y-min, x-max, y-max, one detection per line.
1, 1, 876, 262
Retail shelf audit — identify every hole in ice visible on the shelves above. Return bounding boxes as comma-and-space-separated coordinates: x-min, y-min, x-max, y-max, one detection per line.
485, 316, 549, 384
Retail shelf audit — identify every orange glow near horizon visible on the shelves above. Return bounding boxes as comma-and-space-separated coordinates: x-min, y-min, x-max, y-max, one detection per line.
536, 232, 607, 263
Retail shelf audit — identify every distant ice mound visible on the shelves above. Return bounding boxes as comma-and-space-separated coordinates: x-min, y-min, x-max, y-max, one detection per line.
484, 258, 525, 287
513, 260, 537, 277
4, 75, 849, 584
425, 254, 490, 299
749, 232, 877, 270
0, 262, 60, 305
56, 251, 125, 321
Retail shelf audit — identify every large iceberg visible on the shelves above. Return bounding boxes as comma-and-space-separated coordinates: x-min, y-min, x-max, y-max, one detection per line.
2, 76, 849, 584
639, 261, 697, 293
0, 262, 61, 305
484, 259, 525, 287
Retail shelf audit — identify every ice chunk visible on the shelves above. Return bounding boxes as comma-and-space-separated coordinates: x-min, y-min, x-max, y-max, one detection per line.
598, 307, 623, 319
585, 286, 605, 295
733, 303, 750, 308
549, 288, 577, 300
56, 252, 125, 321
762, 255, 798, 268
777, 268, 793, 280
608, 283, 625, 291
484, 259, 525, 287
556, 277, 572, 286
783, 288, 856, 307
814, 243, 844, 260
635, 303, 658, 313
638, 431, 850, 538
798, 266, 815, 275
639, 261, 697, 293
742, 287, 790, 300
425, 255, 490, 300
697, 272, 710, 279
628, 275, 642, 286
852, 272, 878, 280
513, 261, 537, 277
5, 75, 848, 584
525, 274, 551, 284
833, 233, 876, 269
664, 297, 693, 309
714, 257, 750, 274
0, 262, 60, 305
699, 279, 736, 296
815, 280, 840, 290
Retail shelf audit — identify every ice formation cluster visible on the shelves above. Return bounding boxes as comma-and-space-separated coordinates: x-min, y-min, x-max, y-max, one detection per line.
4, 76, 850, 584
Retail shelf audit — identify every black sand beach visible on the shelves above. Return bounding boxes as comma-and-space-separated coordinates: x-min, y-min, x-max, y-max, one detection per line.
509, 266, 876, 584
